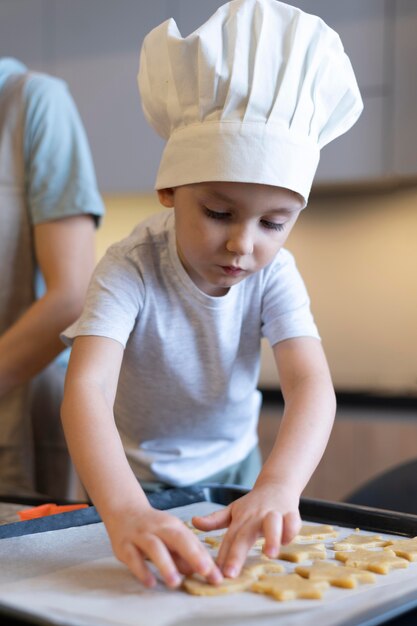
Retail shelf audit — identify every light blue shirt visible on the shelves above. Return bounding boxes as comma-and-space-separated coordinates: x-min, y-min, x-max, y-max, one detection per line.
0, 58, 105, 367
0, 57, 105, 226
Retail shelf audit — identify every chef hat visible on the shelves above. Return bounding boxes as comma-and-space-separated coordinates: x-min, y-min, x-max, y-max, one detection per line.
138, 0, 363, 205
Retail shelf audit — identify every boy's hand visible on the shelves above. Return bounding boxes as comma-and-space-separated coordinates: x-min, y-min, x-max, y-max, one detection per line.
192, 481, 301, 578
105, 504, 223, 589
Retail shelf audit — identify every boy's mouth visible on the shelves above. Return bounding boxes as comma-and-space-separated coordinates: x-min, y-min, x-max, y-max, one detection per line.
220, 265, 245, 277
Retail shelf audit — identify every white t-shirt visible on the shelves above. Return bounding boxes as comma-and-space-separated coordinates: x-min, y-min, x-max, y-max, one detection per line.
62, 210, 319, 486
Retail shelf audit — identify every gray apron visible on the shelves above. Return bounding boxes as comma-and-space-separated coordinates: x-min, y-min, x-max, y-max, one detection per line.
0, 72, 71, 498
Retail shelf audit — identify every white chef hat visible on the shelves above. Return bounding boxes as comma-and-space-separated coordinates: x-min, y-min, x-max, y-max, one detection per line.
138, 0, 363, 205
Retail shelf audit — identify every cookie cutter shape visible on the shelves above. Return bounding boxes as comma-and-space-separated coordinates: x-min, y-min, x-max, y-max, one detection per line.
183, 572, 253, 596
294, 524, 338, 542
333, 533, 389, 550
183, 557, 283, 596
278, 542, 327, 563
252, 573, 329, 601
335, 548, 409, 574
295, 561, 376, 589
384, 537, 417, 562
242, 555, 284, 578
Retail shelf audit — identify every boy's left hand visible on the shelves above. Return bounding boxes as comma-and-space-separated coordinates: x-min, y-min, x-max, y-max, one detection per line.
192, 481, 301, 578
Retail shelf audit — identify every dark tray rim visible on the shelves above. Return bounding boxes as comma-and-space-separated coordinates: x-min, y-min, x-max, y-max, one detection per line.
2, 485, 417, 540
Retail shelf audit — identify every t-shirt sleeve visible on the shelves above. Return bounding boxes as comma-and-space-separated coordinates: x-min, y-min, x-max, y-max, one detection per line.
261, 249, 320, 345
23, 74, 105, 225
61, 246, 144, 348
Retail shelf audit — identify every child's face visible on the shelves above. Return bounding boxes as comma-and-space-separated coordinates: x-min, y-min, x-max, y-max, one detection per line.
158, 181, 303, 297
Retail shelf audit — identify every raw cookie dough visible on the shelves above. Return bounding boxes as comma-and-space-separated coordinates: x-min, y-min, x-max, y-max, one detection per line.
384, 537, 417, 562
335, 548, 409, 574
183, 557, 283, 596
295, 561, 376, 588
278, 542, 327, 563
252, 573, 329, 601
183, 572, 253, 596
294, 524, 338, 542
333, 533, 388, 550
243, 556, 284, 578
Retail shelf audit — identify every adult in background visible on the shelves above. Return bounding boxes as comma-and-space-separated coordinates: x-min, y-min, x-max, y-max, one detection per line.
0, 57, 105, 498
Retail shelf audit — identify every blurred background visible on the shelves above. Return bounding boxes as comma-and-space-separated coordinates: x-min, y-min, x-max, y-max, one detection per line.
1, 0, 416, 501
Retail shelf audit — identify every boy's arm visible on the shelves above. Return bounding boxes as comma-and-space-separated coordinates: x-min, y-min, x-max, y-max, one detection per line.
258, 336, 336, 504
193, 336, 336, 577
61, 335, 222, 588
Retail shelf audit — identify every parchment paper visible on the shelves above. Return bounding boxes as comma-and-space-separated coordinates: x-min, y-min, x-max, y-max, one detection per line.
1, 501, 417, 626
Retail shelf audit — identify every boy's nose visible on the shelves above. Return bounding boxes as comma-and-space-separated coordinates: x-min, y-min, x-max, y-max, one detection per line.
226, 226, 254, 256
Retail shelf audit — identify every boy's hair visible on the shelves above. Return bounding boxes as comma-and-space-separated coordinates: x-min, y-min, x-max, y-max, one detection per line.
138, 0, 363, 206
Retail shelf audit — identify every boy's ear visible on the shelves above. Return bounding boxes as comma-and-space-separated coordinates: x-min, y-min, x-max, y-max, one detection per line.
157, 188, 175, 208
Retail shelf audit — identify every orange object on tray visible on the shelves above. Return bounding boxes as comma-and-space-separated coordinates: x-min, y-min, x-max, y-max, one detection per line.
18, 503, 88, 521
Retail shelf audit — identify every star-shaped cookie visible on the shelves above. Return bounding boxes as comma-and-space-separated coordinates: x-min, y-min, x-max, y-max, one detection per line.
295, 561, 376, 588
278, 542, 327, 563
252, 573, 329, 600
294, 524, 338, 542
183, 572, 253, 596
242, 555, 284, 577
335, 548, 409, 574
183, 556, 284, 596
384, 537, 417, 562
333, 533, 388, 550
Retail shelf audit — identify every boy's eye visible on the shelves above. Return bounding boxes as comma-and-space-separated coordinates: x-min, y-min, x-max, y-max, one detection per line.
261, 219, 285, 232
203, 207, 285, 231
204, 207, 230, 220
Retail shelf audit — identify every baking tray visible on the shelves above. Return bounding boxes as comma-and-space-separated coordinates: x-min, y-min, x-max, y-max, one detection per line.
1, 485, 417, 626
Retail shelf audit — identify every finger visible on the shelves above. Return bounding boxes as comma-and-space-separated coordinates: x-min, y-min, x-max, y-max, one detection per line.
262, 511, 283, 558
172, 553, 194, 577
120, 543, 157, 588
281, 510, 302, 544
219, 527, 256, 578
205, 566, 224, 585
215, 527, 235, 571
172, 550, 219, 579
161, 525, 223, 584
192, 507, 231, 532
138, 533, 182, 588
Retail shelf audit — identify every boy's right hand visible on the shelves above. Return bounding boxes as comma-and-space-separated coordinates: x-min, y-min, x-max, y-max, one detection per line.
104, 504, 223, 589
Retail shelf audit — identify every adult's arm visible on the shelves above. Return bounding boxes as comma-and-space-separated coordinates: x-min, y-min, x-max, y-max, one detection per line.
0, 214, 95, 397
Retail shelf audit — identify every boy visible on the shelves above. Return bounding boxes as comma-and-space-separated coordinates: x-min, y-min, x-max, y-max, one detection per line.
61, 0, 362, 588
